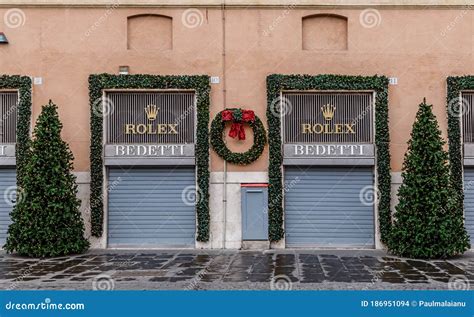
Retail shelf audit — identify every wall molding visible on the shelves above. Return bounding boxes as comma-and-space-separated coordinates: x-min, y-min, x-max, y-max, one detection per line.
0, 0, 471, 8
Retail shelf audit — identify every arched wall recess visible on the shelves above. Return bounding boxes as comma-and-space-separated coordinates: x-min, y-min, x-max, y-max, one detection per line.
302, 14, 348, 51
127, 14, 173, 51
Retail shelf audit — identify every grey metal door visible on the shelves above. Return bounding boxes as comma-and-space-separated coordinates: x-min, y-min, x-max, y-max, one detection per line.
241, 186, 268, 240
0, 169, 16, 246
463, 168, 474, 245
107, 167, 196, 247
284, 167, 375, 247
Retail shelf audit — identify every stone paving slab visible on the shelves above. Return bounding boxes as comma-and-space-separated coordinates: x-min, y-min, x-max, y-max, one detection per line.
0, 250, 472, 290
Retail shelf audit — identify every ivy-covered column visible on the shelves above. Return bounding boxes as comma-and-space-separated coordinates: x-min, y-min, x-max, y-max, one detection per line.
0, 75, 32, 187
446, 77, 474, 222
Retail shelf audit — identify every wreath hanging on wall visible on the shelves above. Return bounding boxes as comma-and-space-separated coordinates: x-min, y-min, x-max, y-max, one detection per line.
210, 108, 267, 165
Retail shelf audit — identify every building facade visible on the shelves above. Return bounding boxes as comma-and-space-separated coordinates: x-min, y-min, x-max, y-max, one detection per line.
0, 0, 473, 249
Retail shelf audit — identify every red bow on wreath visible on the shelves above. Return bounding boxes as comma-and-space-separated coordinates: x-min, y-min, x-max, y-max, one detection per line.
221, 109, 255, 140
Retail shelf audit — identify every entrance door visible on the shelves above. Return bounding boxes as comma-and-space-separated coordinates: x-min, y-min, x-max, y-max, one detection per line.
107, 167, 196, 248
241, 185, 268, 240
284, 166, 375, 247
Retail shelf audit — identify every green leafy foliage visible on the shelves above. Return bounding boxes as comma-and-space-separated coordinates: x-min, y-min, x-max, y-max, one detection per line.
389, 100, 470, 258
88, 74, 210, 241
447, 76, 474, 218
0, 75, 31, 187
210, 109, 267, 165
4, 101, 89, 257
266, 74, 391, 242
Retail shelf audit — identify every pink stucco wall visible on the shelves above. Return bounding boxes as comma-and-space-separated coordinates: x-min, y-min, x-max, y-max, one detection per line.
0, 7, 472, 172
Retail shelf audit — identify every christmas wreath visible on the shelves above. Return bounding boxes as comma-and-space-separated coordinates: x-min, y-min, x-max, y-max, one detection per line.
210, 108, 267, 165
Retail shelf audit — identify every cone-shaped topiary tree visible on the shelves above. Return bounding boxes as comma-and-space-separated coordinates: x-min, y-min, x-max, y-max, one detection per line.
4, 101, 89, 257
389, 99, 470, 258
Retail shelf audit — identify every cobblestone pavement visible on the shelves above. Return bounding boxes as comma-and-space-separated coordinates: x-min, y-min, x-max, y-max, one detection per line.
0, 250, 473, 290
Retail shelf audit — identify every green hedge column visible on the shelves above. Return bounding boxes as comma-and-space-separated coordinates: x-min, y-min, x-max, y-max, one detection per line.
88, 74, 211, 241
266, 74, 391, 243
446, 77, 474, 215
0, 75, 32, 187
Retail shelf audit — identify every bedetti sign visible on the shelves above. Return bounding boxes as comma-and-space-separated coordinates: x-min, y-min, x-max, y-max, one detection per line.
114, 144, 186, 156
293, 144, 367, 156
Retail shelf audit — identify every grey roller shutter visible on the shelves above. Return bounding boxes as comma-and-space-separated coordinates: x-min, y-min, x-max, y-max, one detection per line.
107, 167, 196, 247
463, 168, 474, 245
0, 169, 16, 246
284, 167, 375, 247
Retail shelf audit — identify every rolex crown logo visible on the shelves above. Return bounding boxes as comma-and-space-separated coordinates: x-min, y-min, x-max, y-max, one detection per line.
145, 104, 159, 121
321, 104, 336, 121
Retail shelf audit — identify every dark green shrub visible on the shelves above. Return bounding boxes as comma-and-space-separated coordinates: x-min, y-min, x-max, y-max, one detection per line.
4, 101, 89, 257
389, 99, 470, 258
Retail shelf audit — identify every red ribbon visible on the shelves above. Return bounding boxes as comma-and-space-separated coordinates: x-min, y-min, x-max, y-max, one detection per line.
221, 109, 255, 140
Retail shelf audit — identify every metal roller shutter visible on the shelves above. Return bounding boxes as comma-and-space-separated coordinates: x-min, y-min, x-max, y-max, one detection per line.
0, 169, 16, 246
463, 168, 474, 245
107, 167, 196, 247
284, 166, 375, 247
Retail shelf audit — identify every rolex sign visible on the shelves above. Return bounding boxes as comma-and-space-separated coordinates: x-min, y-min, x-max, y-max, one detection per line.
106, 92, 195, 144
124, 105, 179, 135
283, 93, 373, 144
